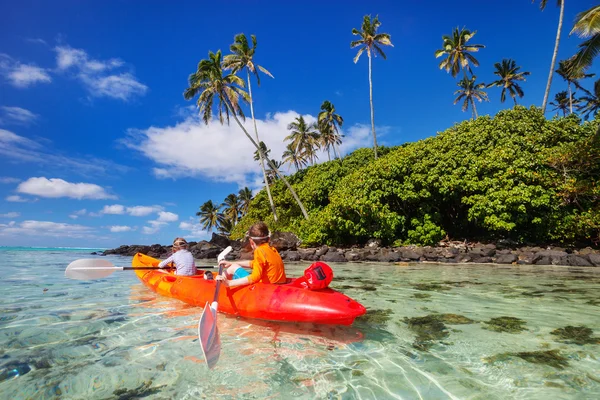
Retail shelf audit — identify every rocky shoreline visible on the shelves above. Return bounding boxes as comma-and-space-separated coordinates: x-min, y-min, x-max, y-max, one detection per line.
97, 232, 600, 268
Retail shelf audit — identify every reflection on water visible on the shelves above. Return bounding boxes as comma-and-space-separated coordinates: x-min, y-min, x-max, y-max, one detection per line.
0, 250, 599, 399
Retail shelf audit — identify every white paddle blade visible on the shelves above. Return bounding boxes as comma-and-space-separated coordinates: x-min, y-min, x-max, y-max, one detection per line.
198, 301, 221, 369
218, 246, 233, 263
65, 258, 119, 280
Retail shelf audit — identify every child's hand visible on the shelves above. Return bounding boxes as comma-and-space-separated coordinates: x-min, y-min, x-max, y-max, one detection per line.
215, 274, 230, 287
219, 260, 232, 268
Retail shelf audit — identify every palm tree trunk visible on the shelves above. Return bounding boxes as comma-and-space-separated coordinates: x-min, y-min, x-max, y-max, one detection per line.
472, 101, 479, 119
227, 103, 310, 220
368, 51, 378, 159
247, 71, 278, 222
568, 82, 573, 114
542, 0, 565, 114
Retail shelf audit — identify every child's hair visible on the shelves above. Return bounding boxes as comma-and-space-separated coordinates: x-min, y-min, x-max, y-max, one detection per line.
172, 237, 188, 250
247, 222, 270, 245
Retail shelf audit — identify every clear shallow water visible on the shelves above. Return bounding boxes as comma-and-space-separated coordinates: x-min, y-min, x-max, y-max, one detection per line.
0, 249, 599, 399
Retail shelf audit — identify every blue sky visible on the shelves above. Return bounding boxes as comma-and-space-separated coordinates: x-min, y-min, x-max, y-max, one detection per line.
0, 0, 597, 248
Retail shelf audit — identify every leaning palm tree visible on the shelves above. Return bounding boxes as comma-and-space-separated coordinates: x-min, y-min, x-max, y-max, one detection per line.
253, 141, 271, 162
351, 15, 393, 160
549, 91, 571, 116
265, 159, 283, 184
196, 200, 223, 231
317, 100, 344, 160
282, 142, 307, 172
569, 5, 600, 73
184, 50, 309, 219
486, 59, 530, 105
533, 0, 565, 114
454, 76, 489, 119
216, 216, 235, 237
221, 193, 241, 226
285, 116, 320, 165
238, 187, 253, 216
223, 33, 278, 222
578, 79, 600, 120
435, 27, 485, 78
556, 58, 595, 113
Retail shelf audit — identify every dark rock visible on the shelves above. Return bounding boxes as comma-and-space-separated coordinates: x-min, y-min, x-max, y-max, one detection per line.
555, 255, 593, 267
536, 250, 568, 258
270, 231, 300, 251
321, 251, 347, 262
284, 251, 301, 262
344, 250, 364, 262
400, 248, 421, 260
298, 248, 317, 261
587, 253, 600, 267
469, 246, 496, 258
495, 254, 517, 264
517, 252, 536, 265
534, 256, 553, 266
90, 252, 97, 255
454, 254, 473, 263
315, 246, 329, 257
364, 250, 381, 262
578, 247, 597, 256
209, 233, 230, 249
378, 250, 402, 262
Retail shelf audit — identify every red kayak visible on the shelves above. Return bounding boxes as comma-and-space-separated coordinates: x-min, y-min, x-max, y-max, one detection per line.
132, 253, 366, 325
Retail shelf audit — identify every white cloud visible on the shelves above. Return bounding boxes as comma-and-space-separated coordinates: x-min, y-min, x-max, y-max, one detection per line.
16, 177, 116, 200
109, 225, 133, 233
6, 195, 30, 202
0, 129, 128, 178
69, 209, 88, 219
157, 211, 178, 222
102, 204, 125, 214
123, 110, 373, 187
0, 54, 51, 88
54, 46, 147, 101
126, 205, 163, 217
0, 220, 95, 239
179, 219, 211, 241
0, 212, 20, 218
0, 177, 20, 184
0, 106, 39, 126
26, 38, 47, 45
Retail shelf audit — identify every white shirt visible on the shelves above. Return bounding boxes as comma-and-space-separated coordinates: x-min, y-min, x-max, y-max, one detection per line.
158, 249, 196, 276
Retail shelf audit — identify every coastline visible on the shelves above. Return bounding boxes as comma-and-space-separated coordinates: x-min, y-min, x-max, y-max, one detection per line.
99, 232, 600, 268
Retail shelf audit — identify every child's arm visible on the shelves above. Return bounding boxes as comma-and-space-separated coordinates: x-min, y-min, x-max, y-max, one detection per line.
158, 254, 175, 268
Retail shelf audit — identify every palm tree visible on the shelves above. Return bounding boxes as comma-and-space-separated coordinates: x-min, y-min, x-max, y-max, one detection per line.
534, 0, 565, 114
253, 141, 271, 162
222, 193, 241, 226
238, 187, 253, 216
184, 50, 309, 220
569, 5, 600, 73
216, 216, 235, 237
351, 15, 393, 160
282, 142, 307, 172
549, 91, 571, 116
556, 58, 595, 113
285, 116, 320, 165
454, 76, 489, 119
317, 100, 344, 160
435, 27, 485, 78
578, 79, 600, 120
265, 159, 283, 184
486, 59, 530, 105
223, 33, 278, 222
196, 200, 223, 231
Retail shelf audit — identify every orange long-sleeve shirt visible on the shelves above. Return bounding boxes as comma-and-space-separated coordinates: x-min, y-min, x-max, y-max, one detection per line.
247, 243, 286, 284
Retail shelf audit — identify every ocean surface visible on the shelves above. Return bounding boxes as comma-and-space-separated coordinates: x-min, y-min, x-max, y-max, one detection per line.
0, 247, 599, 399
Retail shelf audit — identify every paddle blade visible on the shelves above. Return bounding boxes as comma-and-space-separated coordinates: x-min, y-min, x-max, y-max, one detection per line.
198, 301, 221, 369
65, 259, 118, 280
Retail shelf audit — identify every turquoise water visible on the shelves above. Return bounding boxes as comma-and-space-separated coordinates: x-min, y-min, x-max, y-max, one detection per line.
0, 249, 599, 399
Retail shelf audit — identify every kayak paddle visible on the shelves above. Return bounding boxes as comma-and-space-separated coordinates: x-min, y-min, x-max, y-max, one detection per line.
65, 258, 216, 280
198, 245, 232, 369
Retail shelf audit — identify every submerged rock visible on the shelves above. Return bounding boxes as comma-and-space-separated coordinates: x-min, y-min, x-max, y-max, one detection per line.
483, 316, 527, 333
485, 349, 569, 369
550, 326, 599, 345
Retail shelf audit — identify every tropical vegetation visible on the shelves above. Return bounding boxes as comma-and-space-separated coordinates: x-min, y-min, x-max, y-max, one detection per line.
188, 6, 600, 249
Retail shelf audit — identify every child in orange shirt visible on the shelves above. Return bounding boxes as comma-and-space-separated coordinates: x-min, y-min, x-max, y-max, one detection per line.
216, 222, 286, 287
